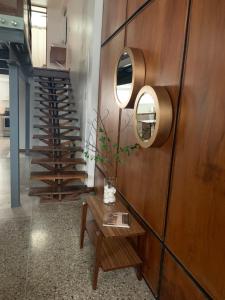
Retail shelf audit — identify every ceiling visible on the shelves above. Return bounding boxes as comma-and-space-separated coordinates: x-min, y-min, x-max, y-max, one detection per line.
31, 0, 48, 7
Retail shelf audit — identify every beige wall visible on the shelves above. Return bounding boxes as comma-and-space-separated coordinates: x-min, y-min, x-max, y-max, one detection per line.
66, 0, 103, 186
47, 0, 67, 68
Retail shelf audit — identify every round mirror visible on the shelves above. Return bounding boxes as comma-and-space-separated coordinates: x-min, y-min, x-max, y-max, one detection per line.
136, 92, 157, 141
134, 86, 173, 148
114, 47, 145, 109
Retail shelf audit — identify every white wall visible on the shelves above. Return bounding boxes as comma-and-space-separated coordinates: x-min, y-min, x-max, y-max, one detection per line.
0, 75, 9, 136
66, 0, 103, 186
0, 74, 9, 102
0, 73, 26, 148
47, 0, 67, 68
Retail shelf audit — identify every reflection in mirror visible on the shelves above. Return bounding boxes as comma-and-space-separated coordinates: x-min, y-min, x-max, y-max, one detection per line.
136, 93, 156, 141
116, 52, 133, 105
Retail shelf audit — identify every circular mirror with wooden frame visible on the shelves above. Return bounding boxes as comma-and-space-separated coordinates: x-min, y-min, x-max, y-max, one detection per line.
134, 85, 173, 148
114, 47, 145, 109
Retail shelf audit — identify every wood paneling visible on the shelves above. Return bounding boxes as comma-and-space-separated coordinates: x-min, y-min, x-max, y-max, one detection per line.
127, 0, 149, 19
143, 232, 162, 296
160, 251, 207, 300
94, 167, 104, 198
117, 0, 189, 237
165, 1, 225, 299
101, 0, 127, 43
0, 0, 23, 17
98, 30, 125, 176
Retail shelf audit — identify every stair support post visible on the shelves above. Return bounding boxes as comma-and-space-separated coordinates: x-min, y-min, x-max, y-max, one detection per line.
9, 49, 20, 208
25, 81, 30, 155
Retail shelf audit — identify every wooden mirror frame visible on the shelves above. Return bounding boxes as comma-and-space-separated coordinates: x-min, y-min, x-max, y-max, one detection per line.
133, 85, 173, 148
114, 47, 145, 109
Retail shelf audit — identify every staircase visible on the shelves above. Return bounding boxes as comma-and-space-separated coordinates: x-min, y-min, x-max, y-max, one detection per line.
29, 68, 92, 203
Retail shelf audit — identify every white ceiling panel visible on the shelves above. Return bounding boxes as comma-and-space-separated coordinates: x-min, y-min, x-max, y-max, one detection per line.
32, 0, 48, 7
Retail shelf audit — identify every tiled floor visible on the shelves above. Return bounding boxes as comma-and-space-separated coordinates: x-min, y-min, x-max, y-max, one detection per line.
0, 149, 154, 299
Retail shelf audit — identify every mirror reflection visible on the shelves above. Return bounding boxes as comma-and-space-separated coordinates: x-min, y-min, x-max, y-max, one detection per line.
136, 93, 156, 141
116, 52, 133, 104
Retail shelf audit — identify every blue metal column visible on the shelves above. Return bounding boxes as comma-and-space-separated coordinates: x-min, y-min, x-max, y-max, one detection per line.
9, 54, 20, 208
25, 81, 30, 155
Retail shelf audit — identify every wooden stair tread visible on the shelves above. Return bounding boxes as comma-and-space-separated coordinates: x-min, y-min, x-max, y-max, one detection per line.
33, 134, 81, 141
35, 79, 71, 84
33, 124, 80, 130
35, 86, 72, 91
31, 158, 86, 165
35, 92, 69, 97
29, 185, 90, 196
34, 115, 78, 121
31, 146, 83, 152
35, 107, 77, 112
36, 101, 75, 106
34, 99, 72, 104
35, 96, 69, 101
30, 171, 87, 180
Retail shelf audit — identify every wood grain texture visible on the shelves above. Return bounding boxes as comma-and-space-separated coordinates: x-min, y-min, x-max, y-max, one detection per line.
101, 0, 127, 43
101, 237, 142, 271
94, 168, 161, 296
30, 171, 87, 181
165, 1, 225, 299
0, 0, 23, 17
94, 167, 104, 198
143, 232, 162, 296
127, 0, 149, 18
160, 251, 207, 300
87, 195, 145, 238
97, 30, 125, 176
117, 0, 189, 237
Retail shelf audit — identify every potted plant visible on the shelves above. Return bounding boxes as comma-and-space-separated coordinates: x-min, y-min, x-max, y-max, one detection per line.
84, 110, 138, 204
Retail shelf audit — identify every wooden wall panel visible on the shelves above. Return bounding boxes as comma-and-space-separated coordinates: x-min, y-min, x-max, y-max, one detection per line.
117, 0, 189, 237
127, 0, 149, 18
0, 0, 23, 17
94, 167, 104, 198
97, 30, 125, 176
143, 232, 162, 296
165, 1, 225, 299
101, 0, 127, 43
160, 251, 207, 300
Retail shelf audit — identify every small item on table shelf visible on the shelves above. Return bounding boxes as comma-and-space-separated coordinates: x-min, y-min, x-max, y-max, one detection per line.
103, 184, 116, 204
103, 212, 130, 228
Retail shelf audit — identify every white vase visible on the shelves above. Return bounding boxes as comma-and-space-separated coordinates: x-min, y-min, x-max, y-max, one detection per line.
103, 178, 116, 204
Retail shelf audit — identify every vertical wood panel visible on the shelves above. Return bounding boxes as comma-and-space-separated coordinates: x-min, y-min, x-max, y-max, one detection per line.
160, 251, 207, 300
166, 1, 225, 299
117, 0, 189, 237
101, 0, 127, 43
97, 30, 125, 176
94, 167, 104, 198
127, 0, 149, 18
0, 0, 23, 17
143, 232, 162, 296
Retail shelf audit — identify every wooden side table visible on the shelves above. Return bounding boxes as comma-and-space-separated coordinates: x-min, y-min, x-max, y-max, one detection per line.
80, 195, 146, 290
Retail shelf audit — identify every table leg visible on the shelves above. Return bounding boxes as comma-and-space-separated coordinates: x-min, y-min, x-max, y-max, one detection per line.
92, 231, 103, 290
136, 264, 143, 280
136, 233, 147, 280
80, 202, 88, 249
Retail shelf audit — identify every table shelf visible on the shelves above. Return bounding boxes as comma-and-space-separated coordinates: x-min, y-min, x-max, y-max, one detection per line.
86, 219, 142, 271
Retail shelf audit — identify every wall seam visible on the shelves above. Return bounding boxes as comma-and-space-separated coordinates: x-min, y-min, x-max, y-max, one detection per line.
101, 0, 156, 48
158, 0, 212, 299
